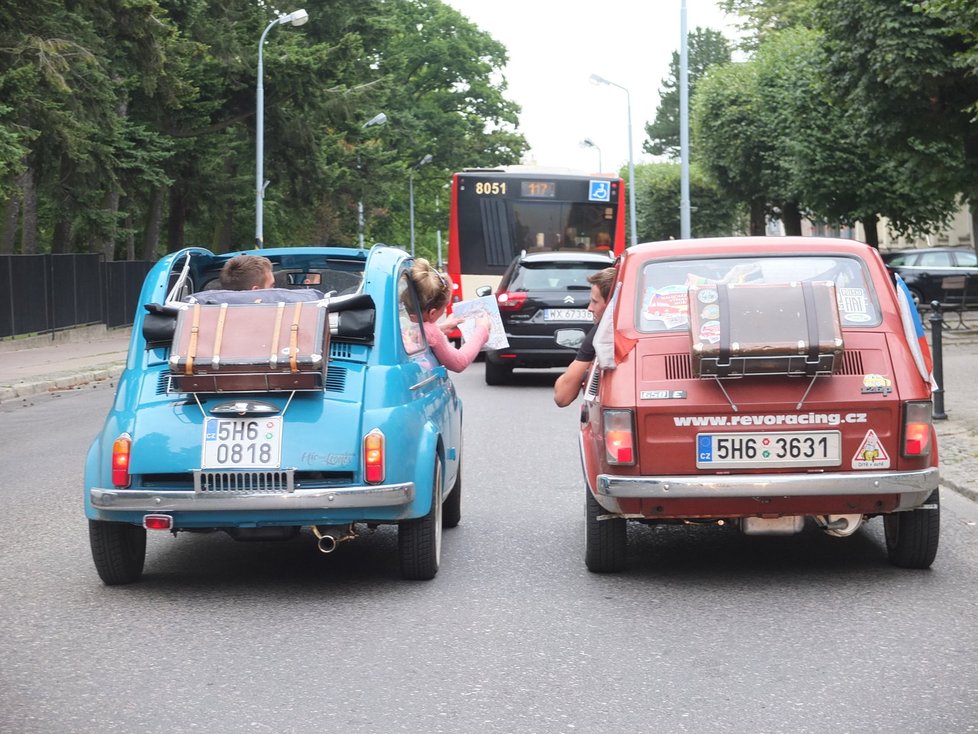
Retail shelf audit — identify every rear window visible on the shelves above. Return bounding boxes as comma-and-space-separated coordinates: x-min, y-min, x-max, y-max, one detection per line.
636, 254, 881, 333
509, 262, 607, 291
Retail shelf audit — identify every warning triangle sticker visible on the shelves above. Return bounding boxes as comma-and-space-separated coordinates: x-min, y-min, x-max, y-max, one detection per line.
851, 429, 890, 469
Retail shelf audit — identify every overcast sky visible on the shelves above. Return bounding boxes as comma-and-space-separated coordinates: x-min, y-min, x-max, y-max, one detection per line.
442, 1, 739, 174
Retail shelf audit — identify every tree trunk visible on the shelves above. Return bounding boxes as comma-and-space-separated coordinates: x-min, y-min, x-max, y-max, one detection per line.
19, 162, 38, 254
51, 154, 75, 253
167, 181, 186, 252
125, 211, 135, 260
1, 194, 20, 254
749, 199, 766, 236
142, 185, 164, 261
860, 214, 879, 248
781, 201, 802, 236
970, 198, 978, 258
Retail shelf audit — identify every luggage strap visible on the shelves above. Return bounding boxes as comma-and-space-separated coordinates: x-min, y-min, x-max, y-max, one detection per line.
211, 303, 228, 369
270, 302, 286, 368
289, 302, 302, 373
801, 281, 820, 372
185, 304, 201, 375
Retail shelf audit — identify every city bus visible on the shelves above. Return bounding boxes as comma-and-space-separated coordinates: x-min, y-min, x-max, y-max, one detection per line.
445, 166, 627, 303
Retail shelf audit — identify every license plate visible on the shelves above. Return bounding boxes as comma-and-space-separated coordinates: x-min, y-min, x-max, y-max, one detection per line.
202, 416, 283, 469
696, 431, 841, 469
543, 308, 593, 322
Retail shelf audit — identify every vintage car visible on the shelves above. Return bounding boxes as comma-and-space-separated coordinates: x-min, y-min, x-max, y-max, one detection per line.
84, 245, 463, 583
580, 237, 940, 572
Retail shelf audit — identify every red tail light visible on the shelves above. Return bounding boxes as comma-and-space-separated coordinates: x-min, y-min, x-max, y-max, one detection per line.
112, 434, 132, 487
364, 429, 385, 484
143, 514, 173, 531
902, 402, 932, 457
497, 292, 527, 311
603, 410, 636, 465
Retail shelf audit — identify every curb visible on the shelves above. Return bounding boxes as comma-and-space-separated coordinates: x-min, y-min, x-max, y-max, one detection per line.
0, 364, 125, 405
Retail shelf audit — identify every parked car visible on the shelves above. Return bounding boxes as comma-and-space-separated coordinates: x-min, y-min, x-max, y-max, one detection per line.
84, 245, 463, 584
481, 250, 614, 384
881, 246, 978, 308
580, 237, 940, 572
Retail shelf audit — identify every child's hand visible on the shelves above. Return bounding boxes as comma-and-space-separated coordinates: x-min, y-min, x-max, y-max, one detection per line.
475, 314, 491, 331
439, 316, 462, 334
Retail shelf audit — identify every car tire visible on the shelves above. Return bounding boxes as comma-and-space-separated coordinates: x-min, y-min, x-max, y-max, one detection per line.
442, 460, 462, 529
89, 519, 147, 585
883, 490, 940, 569
584, 488, 626, 573
908, 286, 925, 310
399, 461, 442, 580
485, 359, 511, 385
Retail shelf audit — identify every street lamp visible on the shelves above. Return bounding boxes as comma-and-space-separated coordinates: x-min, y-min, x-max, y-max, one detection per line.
679, 0, 691, 239
255, 8, 309, 249
590, 73, 637, 247
409, 153, 433, 257
581, 138, 602, 171
358, 112, 387, 248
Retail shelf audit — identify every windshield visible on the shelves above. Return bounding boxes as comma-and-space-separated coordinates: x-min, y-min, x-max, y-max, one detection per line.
636, 255, 880, 333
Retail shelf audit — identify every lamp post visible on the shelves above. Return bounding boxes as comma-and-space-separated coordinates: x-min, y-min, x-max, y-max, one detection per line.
590, 73, 637, 247
358, 112, 387, 248
409, 153, 433, 257
679, 0, 691, 239
581, 138, 602, 171
255, 8, 309, 249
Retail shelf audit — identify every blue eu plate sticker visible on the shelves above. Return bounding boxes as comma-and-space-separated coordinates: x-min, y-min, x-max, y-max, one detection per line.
204, 418, 218, 441
697, 435, 713, 462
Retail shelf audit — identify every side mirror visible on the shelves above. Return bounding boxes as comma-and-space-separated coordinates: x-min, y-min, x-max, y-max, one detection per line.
555, 328, 586, 350
475, 285, 492, 298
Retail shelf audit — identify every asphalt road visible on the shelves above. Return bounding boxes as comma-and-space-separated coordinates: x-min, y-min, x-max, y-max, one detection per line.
2, 368, 978, 733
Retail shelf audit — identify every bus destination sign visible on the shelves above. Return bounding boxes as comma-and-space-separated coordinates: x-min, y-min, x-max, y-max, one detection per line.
520, 181, 556, 198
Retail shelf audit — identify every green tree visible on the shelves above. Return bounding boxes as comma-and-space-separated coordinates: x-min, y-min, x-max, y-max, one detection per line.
634, 162, 743, 241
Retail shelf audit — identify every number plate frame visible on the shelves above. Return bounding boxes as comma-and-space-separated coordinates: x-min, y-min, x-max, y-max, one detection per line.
201, 416, 284, 469
543, 308, 593, 322
696, 430, 841, 469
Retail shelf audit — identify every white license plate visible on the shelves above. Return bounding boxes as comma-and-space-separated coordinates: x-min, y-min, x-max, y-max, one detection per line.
201, 416, 283, 469
696, 431, 841, 469
543, 308, 593, 322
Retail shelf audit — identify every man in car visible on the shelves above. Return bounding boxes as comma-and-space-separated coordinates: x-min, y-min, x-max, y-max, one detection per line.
554, 266, 616, 407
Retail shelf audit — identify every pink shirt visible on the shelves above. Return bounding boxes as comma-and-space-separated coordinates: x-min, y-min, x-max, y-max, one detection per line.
423, 321, 489, 373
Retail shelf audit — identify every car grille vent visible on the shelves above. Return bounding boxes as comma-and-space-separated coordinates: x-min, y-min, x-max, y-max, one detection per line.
194, 469, 295, 495
157, 370, 171, 395
665, 354, 694, 380
324, 366, 347, 392
836, 350, 864, 375
329, 342, 368, 363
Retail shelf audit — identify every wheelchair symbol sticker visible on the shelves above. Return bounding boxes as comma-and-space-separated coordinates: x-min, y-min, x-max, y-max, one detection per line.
589, 180, 611, 202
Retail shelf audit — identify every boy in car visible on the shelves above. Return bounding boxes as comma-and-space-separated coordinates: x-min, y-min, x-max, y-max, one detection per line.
554, 267, 616, 407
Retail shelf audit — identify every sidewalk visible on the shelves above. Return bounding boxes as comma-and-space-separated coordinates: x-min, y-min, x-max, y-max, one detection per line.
1, 323, 976, 502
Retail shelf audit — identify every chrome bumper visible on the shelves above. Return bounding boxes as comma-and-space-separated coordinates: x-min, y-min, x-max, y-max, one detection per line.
597, 467, 938, 508
90, 482, 415, 513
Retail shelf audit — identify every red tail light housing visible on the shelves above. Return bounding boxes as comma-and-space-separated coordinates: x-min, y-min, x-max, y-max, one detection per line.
603, 410, 636, 465
902, 401, 933, 458
364, 429, 385, 484
497, 292, 527, 311
112, 434, 132, 487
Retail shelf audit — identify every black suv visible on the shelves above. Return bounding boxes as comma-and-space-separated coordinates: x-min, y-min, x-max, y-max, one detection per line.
483, 250, 614, 385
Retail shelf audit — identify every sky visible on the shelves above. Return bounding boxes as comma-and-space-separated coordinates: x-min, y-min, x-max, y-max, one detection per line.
442, 0, 740, 174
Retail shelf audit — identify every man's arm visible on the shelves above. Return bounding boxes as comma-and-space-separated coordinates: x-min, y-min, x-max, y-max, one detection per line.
554, 359, 591, 407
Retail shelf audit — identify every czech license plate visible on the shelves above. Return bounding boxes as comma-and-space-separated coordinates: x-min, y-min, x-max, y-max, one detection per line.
543, 308, 592, 322
201, 416, 283, 469
696, 431, 841, 469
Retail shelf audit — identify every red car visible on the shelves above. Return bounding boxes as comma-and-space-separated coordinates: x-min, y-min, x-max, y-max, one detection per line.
581, 237, 939, 572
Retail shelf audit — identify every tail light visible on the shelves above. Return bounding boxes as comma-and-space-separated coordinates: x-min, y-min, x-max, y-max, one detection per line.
497, 292, 527, 311
111, 433, 132, 487
364, 429, 385, 484
902, 401, 932, 457
603, 410, 635, 465
143, 514, 173, 531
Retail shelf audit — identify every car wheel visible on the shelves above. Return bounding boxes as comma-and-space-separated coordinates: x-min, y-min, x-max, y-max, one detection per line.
442, 459, 462, 529
485, 359, 511, 385
584, 488, 626, 573
399, 460, 442, 580
89, 519, 147, 585
883, 490, 940, 569
908, 286, 925, 311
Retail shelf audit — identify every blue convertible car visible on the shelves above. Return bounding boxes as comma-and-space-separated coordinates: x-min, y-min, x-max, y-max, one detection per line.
84, 245, 463, 583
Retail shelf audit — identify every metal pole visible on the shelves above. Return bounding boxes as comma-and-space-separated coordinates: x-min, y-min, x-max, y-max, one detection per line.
256, 20, 277, 249
625, 88, 637, 247
409, 172, 416, 257
435, 193, 442, 267
929, 301, 947, 420
679, 0, 691, 239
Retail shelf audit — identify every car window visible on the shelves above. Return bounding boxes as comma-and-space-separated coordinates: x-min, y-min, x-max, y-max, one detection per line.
510, 263, 605, 291
954, 250, 977, 267
636, 254, 881, 333
397, 272, 426, 355
886, 254, 912, 266
917, 251, 953, 267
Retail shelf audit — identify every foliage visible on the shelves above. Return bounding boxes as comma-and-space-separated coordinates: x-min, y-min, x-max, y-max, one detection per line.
633, 162, 744, 241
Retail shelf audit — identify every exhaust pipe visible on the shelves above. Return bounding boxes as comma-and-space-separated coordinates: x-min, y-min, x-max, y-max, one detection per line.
311, 524, 355, 554
317, 534, 338, 554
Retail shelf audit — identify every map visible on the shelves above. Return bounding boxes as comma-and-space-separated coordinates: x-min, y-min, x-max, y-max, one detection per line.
452, 295, 509, 350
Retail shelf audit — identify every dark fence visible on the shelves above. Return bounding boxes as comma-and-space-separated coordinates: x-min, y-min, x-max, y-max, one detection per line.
0, 254, 153, 339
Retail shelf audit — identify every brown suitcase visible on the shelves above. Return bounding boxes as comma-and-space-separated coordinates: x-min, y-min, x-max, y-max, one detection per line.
168, 300, 330, 392
688, 281, 844, 377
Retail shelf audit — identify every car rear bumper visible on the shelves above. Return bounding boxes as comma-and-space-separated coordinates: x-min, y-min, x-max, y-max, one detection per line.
89, 482, 415, 513
596, 467, 938, 511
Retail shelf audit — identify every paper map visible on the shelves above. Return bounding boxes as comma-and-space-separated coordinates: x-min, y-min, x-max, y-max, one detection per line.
452, 295, 509, 350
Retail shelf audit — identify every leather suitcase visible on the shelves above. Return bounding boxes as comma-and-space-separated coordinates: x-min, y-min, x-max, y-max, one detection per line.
168, 300, 330, 392
688, 281, 844, 377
